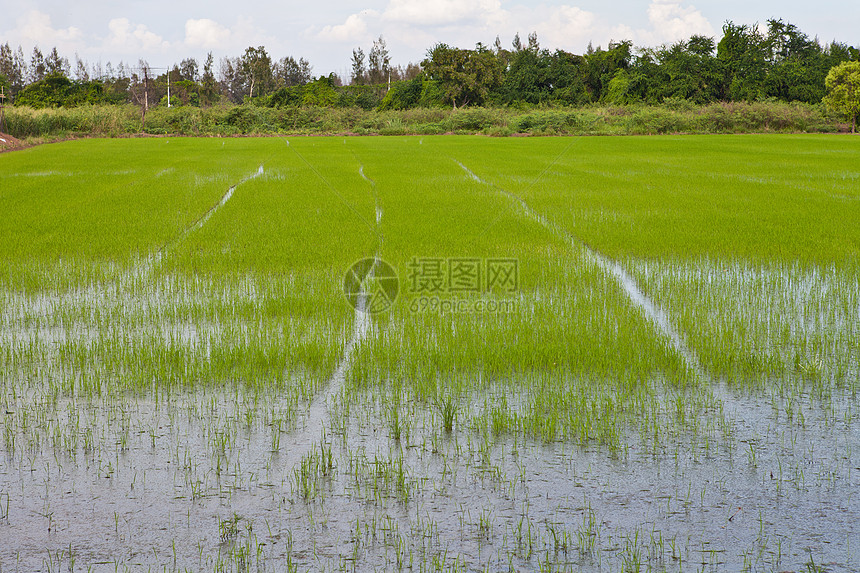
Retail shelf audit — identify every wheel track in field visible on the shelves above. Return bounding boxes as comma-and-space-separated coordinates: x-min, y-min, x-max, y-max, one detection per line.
280, 157, 381, 472
1, 164, 265, 333
455, 159, 707, 381
128, 164, 265, 282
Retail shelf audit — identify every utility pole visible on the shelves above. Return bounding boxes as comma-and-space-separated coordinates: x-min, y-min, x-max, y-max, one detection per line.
0, 87, 7, 133
141, 65, 150, 131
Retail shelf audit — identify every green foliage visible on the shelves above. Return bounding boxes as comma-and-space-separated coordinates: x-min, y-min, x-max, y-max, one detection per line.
2, 99, 836, 140
718, 22, 769, 101
268, 76, 341, 109
301, 76, 339, 107
241, 46, 275, 98
338, 84, 380, 110
422, 43, 504, 107
823, 61, 860, 132
605, 69, 634, 104
637, 37, 723, 104
546, 50, 590, 105
14, 74, 119, 108
4, 18, 858, 113
417, 79, 445, 108
584, 41, 633, 102
378, 77, 423, 110
496, 47, 552, 104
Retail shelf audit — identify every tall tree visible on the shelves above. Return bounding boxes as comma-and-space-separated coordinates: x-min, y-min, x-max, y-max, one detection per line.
12, 46, 27, 93
717, 21, 769, 101
0, 44, 18, 96
29, 47, 46, 83
368, 36, 391, 85
350, 48, 367, 85
583, 40, 633, 102
276, 56, 312, 87
643, 35, 721, 103
219, 57, 243, 103
824, 61, 860, 133
199, 52, 219, 106
240, 46, 274, 98
499, 35, 552, 104
423, 43, 504, 108
45, 47, 69, 77
179, 58, 199, 82
547, 49, 589, 104
74, 54, 89, 81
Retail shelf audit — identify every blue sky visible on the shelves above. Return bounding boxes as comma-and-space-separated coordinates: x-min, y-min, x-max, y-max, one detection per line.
3, 1, 857, 80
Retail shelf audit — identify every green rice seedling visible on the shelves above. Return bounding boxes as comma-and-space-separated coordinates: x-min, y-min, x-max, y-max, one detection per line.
2, 135, 859, 573
436, 394, 457, 434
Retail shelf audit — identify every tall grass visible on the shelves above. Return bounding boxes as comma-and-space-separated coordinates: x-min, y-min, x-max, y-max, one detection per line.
3, 100, 842, 140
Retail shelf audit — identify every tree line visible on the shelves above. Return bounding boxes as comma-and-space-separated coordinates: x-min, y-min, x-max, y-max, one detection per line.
414, 21, 858, 109
1, 19, 858, 113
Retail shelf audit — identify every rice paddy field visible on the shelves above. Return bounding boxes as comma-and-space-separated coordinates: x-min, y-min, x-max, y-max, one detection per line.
1, 134, 858, 572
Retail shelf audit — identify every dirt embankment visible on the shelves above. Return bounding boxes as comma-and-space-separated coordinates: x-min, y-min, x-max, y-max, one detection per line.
0, 132, 25, 152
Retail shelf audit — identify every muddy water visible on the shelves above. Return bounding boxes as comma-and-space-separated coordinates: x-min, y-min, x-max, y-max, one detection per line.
0, 380, 857, 572
2, 161, 858, 571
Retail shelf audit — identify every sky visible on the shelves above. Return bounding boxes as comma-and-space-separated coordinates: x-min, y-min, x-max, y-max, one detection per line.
2, 0, 858, 80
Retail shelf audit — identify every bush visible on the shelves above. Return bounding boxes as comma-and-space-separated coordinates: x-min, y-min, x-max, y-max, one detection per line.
2, 100, 839, 140
450, 108, 499, 131
630, 108, 690, 134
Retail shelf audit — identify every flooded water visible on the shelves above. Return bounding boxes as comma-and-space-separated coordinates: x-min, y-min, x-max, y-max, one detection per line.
2, 157, 857, 572
1, 378, 857, 572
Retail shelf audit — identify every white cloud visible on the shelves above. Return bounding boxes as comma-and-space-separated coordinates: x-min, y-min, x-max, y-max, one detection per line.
106, 18, 169, 52
537, 5, 596, 50
16, 10, 83, 47
316, 12, 374, 42
184, 19, 231, 49
645, 1, 714, 43
383, 0, 504, 27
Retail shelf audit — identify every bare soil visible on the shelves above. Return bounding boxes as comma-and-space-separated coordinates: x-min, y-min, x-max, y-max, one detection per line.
0, 132, 25, 152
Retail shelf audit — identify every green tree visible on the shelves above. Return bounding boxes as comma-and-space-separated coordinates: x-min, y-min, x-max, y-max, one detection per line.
350, 48, 366, 85
301, 75, 338, 106
824, 61, 860, 133
423, 43, 504, 108
45, 47, 69, 76
583, 40, 632, 102
717, 21, 769, 101
199, 53, 219, 106
378, 76, 423, 110
368, 36, 391, 85
29, 47, 46, 84
497, 34, 553, 104
275, 56, 312, 88
14, 73, 112, 108
546, 50, 589, 105
179, 58, 199, 82
642, 36, 721, 104
605, 69, 633, 104
763, 20, 832, 103
240, 46, 274, 99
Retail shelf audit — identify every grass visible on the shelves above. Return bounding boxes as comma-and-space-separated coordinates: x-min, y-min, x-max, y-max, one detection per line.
3, 100, 841, 140
1, 134, 858, 572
